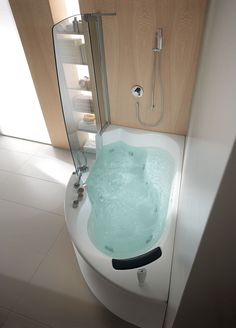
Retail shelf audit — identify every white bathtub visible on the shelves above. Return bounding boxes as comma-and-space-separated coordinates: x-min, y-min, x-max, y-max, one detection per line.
65, 126, 184, 328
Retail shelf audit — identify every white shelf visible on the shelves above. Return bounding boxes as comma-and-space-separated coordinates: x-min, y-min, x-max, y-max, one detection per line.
57, 32, 84, 37
78, 120, 97, 133
71, 90, 92, 113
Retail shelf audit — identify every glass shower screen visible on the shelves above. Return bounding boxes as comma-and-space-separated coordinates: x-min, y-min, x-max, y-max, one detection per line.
52, 14, 113, 174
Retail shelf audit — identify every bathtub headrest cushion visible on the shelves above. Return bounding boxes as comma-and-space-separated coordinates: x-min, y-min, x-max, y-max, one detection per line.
112, 246, 162, 270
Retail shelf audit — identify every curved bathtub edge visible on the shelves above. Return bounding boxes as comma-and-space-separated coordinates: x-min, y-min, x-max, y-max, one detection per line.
73, 243, 167, 328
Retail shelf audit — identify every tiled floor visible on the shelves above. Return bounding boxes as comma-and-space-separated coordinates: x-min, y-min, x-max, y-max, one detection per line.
0, 136, 135, 328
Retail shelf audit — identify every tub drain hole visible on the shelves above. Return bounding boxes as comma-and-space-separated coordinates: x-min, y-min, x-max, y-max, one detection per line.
105, 245, 114, 253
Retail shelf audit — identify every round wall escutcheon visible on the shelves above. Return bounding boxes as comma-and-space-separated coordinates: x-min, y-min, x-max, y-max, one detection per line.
131, 85, 144, 97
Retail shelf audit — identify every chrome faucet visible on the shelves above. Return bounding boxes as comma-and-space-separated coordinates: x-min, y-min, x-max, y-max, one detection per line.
72, 149, 89, 208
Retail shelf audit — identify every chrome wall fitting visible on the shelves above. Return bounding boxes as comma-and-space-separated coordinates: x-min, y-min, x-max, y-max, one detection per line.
131, 85, 144, 98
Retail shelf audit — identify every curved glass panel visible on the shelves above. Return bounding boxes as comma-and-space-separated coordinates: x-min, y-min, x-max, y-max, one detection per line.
52, 14, 111, 173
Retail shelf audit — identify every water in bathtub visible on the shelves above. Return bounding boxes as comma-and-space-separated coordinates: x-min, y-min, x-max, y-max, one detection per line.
86, 141, 174, 259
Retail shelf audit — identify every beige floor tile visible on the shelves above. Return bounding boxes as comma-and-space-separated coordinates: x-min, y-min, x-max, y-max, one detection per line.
14, 228, 135, 328
0, 136, 41, 155
2, 312, 50, 328
0, 199, 64, 308
0, 276, 28, 313
0, 149, 32, 173
34, 145, 73, 164
0, 307, 9, 326
17, 156, 74, 185
0, 174, 65, 215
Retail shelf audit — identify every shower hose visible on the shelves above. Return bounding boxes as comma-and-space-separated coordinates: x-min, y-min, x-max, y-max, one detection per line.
135, 51, 164, 127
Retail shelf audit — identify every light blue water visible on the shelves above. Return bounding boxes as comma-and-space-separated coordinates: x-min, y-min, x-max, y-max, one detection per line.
86, 141, 175, 259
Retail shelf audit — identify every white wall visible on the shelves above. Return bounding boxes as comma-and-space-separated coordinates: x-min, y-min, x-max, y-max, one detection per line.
165, 0, 236, 326
0, 0, 50, 143
172, 141, 236, 327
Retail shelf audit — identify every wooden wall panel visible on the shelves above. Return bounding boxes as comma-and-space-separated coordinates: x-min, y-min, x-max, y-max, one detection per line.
9, 0, 69, 148
79, 0, 208, 135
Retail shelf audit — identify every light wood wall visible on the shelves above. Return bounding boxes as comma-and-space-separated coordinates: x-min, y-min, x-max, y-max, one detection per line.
79, 0, 208, 135
9, 0, 69, 148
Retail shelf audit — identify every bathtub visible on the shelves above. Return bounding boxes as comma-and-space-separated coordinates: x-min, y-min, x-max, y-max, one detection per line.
65, 126, 184, 328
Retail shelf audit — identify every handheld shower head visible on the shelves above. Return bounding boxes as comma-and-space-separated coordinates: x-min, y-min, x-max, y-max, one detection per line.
152, 28, 163, 52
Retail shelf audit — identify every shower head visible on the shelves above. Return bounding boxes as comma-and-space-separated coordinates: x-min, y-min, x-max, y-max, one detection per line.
152, 28, 163, 52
